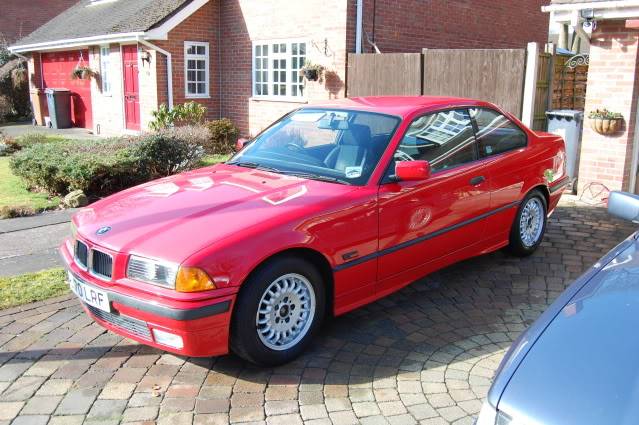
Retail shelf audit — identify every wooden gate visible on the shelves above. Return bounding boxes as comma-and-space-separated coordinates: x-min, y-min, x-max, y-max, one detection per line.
346, 53, 422, 97
421, 49, 526, 118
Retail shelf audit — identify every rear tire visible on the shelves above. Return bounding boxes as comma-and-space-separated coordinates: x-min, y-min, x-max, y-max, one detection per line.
230, 256, 325, 366
507, 190, 547, 257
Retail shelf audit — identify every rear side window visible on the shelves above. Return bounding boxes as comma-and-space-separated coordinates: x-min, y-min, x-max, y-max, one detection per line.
470, 108, 527, 157
395, 109, 476, 173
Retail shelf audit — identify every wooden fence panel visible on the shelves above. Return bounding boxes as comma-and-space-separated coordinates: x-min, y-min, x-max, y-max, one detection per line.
422, 49, 526, 118
347, 53, 422, 97
533, 52, 552, 131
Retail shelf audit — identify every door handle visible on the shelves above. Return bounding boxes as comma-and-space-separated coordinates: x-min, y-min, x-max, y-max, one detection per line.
470, 176, 485, 186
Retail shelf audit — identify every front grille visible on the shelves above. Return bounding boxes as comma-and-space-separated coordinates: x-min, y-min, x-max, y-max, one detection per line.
91, 250, 113, 279
75, 240, 88, 269
85, 304, 151, 340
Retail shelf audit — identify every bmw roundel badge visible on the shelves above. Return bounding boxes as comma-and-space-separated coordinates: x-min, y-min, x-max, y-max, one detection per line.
96, 226, 112, 235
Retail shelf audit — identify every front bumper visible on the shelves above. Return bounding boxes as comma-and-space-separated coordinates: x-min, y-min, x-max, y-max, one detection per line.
60, 241, 235, 357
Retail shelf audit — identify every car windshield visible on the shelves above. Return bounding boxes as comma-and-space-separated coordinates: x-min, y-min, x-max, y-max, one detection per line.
228, 109, 401, 185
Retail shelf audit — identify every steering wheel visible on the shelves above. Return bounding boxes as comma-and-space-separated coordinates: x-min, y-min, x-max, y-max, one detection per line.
286, 142, 304, 153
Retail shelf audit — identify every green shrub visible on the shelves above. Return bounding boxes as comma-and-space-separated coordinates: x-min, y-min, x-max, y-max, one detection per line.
149, 102, 208, 131
206, 118, 239, 154
158, 125, 210, 147
10, 132, 205, 198
130, 132, 204, 177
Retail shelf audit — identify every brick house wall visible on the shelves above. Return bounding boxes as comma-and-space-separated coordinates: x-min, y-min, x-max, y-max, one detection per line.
155, 0, 221, 121
577, 20, 639, 193
221, 0, 549, 136
0, 0, 77, 43
220, 0, 349, 136
352, 0, 548, 54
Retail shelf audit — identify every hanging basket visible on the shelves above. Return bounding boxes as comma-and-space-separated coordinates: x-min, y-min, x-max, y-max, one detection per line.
590, 117, 622, 135
71, 66, 97, 80
303, 69, 319, 81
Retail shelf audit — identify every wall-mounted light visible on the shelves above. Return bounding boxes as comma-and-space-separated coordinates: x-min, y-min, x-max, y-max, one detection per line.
140, 49, 152, 66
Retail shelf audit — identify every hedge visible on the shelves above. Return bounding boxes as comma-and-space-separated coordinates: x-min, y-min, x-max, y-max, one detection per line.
10, 126, 207, 198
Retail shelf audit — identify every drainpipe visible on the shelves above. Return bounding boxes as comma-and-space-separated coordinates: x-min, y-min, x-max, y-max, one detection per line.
137, 37, 173, 110
356, 0, 363, 54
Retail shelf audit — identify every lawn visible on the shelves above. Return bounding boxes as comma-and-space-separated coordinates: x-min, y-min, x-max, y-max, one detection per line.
0, 157, 60, 218
0, 268, 68, 310
200, 153, 231, 166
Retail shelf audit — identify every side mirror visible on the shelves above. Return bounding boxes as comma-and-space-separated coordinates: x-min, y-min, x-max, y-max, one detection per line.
608, 191, 639, 222
235, 137, 251, 152
395, 160, 431, 181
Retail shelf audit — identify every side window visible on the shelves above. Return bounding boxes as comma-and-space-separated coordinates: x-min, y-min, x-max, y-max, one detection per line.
470, 108, 527, 157
394, 109, 476, 173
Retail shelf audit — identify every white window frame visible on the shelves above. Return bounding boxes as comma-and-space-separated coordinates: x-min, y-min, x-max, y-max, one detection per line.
184, 41, 210, 99
251, 38, 308, 103
99, 45, 112, 96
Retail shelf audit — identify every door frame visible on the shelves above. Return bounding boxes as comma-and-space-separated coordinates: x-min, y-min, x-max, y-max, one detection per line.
120, 43, 141, 132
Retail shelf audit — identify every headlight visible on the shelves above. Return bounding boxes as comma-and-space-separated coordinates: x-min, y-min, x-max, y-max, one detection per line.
127, 256, 216, 292
127, 255, 179, 289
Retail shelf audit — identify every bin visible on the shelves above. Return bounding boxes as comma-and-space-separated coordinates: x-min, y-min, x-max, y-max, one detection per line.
545, 110, 584, 189
29, 88, 47, 126
44, 88, 71, 129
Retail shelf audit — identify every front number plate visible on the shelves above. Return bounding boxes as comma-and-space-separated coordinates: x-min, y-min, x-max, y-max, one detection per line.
68, 272, 110, 313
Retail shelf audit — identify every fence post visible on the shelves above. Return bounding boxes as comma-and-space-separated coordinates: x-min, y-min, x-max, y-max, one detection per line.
522, 42, 539, 128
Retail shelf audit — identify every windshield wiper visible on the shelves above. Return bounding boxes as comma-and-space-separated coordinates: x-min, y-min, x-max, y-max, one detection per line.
227, 161, 282, 173
281, 171, 352, 185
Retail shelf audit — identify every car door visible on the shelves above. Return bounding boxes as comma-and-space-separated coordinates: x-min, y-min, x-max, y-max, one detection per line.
377, 108, 492, 288
468, 108, 529, 240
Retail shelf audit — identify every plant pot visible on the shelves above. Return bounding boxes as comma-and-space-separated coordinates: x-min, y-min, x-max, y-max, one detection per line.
303, 69, 319, 81
590, 117, 621, 135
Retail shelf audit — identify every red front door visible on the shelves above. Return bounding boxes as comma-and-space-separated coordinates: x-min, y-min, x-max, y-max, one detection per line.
122, 45, 141, 131
41, 50, 93, 129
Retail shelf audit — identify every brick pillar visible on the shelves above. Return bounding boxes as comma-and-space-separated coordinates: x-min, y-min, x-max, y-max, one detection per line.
578, 21, 639, 194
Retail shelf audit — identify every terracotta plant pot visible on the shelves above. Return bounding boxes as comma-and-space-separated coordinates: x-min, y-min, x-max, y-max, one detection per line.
590, 117, 621, 135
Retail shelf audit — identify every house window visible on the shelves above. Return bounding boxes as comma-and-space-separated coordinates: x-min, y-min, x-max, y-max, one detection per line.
99, 46, 112, 95
184, 41, 209, 98
253, 40, 306, 100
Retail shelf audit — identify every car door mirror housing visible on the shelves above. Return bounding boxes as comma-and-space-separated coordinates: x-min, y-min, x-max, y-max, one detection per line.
235, 137, 251, 152
395, 160, 431, 181
608, 191, 639, 223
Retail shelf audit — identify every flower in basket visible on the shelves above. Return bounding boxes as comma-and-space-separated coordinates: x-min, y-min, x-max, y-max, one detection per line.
588, 108, 623, 135
71, 66, 98, 80
299, 62, 324, 81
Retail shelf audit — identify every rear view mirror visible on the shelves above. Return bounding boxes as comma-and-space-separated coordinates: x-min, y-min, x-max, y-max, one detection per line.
235, 137, 251, 152
608, 191, 639, 222
395, 160, 431, 181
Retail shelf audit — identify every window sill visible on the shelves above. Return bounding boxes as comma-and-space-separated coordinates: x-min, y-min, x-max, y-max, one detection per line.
185, 94, 211, 99
250, 96, 308, 104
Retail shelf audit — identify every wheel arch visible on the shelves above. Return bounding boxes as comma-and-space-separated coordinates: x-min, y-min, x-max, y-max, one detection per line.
233, 247, 335, 320
527, 184, 550, 207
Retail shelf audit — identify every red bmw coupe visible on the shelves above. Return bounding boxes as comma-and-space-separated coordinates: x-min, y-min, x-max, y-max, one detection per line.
60, 96, 567, 365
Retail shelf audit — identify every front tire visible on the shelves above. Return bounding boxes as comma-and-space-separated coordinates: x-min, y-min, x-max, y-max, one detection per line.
507, 190, 547, 257
230, 256, 325, 366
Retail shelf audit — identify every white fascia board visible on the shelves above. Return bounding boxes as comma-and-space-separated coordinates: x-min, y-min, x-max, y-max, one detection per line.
144, 0, 210, 40
542, 1, 639, 12
10, 32, 145, 53
549, 6, 639, 23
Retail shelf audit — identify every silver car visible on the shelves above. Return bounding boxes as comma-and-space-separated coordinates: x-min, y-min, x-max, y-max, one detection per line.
476, 191, 639, 425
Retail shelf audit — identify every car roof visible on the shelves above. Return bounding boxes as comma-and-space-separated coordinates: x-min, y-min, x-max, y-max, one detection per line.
308, 96, 495, 117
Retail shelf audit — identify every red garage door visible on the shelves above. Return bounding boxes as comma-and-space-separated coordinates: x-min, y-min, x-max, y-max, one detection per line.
41, 50, 92, 129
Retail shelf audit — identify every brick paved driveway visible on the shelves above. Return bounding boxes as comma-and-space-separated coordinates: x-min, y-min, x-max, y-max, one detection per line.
0, 197, 635, 425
